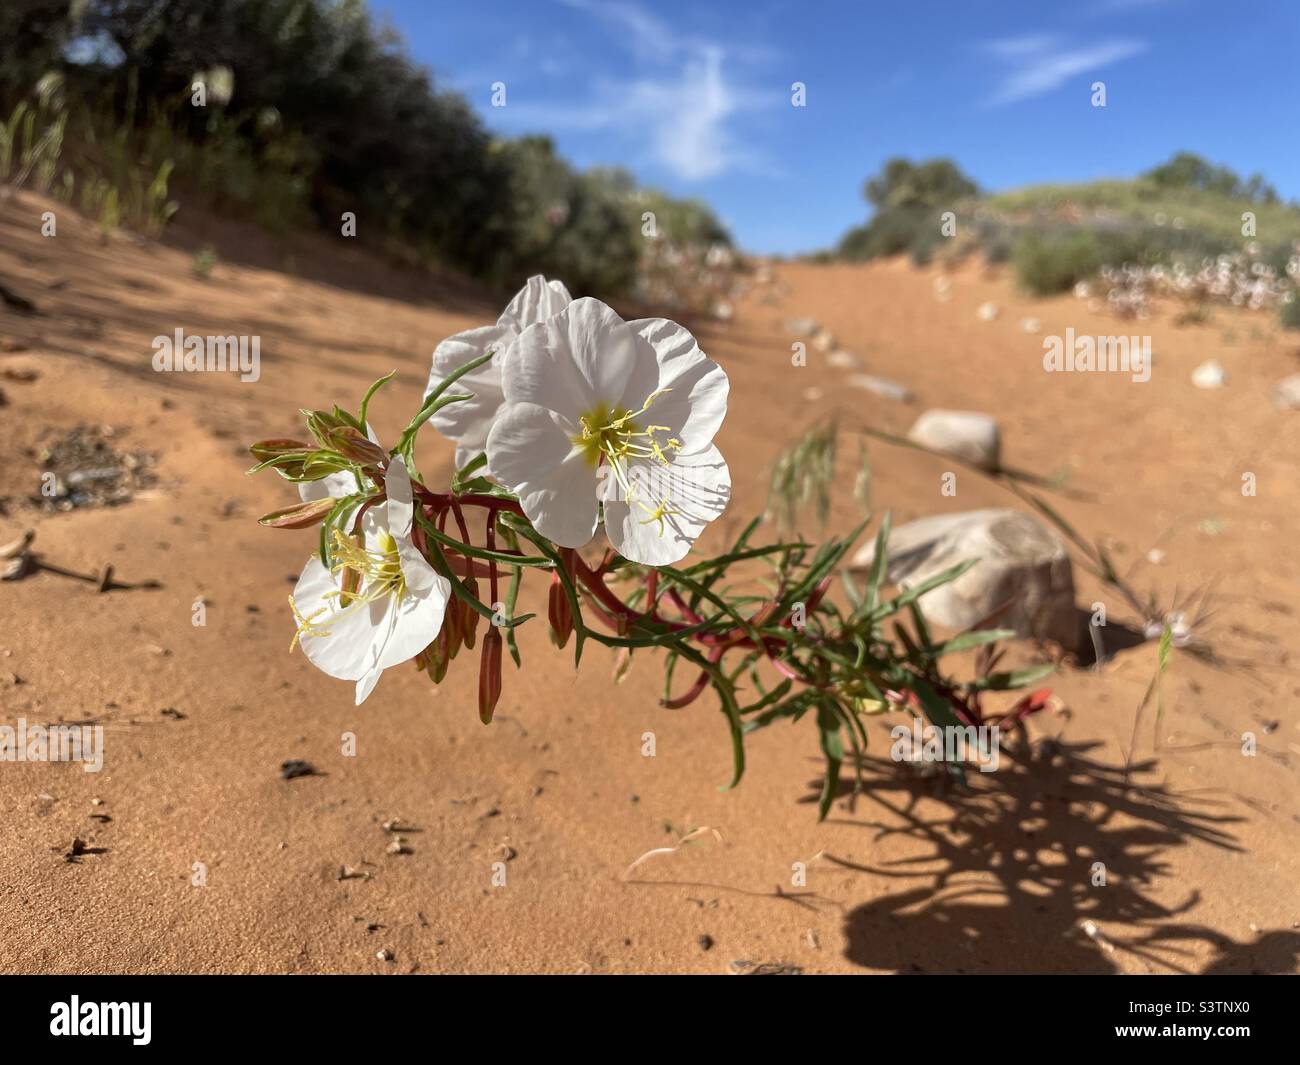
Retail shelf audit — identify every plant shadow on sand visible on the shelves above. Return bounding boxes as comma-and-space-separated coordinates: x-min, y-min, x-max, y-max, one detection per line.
805, 737, 1300, 974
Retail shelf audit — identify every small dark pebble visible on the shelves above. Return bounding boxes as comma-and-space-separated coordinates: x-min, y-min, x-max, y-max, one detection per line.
280, 759, 319, 780
698, 934, 715, 951
160, 707, 186, 720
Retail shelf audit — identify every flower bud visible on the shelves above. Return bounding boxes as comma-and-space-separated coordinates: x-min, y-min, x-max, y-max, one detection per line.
443, 590, 464, 662
478, 627, 503, 724
305, 409, 353, 448
328, 426, 387, 467
460, 576, 480, 650
249, 439, 312, 462
256, 496, 337, 529
547, 572, 573, 649
415, 635, 447, 685
420, 628, 450, 684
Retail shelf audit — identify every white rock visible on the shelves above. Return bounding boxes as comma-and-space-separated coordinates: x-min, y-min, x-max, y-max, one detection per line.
847, 374, 914, 403
712, 300, 733, 321
1019, 317, 1041, 334
785, 317, 818, 337
1191, 360, 1226, 389
802, 386, 824, 402
906, 410, 1001, 471
1272, 375, 1300, 410
812, 328, 836, 353
827, 350, 860, 369
976, 301, 999, 321
851, 509, 1079, 649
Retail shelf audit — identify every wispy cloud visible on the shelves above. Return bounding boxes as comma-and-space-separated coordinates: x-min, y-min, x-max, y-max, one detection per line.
983, 34, 1147, 105
518, 0, 776, 181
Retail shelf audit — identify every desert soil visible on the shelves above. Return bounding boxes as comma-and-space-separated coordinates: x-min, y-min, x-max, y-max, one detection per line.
1, 189, 1297, 974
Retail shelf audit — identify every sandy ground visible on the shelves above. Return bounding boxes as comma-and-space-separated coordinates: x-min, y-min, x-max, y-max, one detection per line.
1, 189, 1297, 975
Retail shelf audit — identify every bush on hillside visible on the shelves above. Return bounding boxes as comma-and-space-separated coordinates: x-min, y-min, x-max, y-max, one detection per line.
0, 1, 733, 301
835, 158, 978, 265
1012, 228, 1107, 296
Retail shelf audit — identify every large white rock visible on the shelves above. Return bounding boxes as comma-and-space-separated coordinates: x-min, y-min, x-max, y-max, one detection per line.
852, 509, 1079, 649
907, 409, 1001, 471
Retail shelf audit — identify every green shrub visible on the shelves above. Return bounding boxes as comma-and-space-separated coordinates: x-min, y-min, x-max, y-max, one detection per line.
1282, 297, 1300, 331
1013, 228, 1106, 295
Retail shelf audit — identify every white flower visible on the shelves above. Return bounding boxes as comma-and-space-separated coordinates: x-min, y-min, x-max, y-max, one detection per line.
486, 297, 730, 565
289, 457, 451, 705
425, 275, 572, 471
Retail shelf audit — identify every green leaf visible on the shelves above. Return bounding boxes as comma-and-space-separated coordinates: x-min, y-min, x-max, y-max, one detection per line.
871, 558, 979, 622
971, 662, 1056, 691
931, 628, 1017, 657
863, 511, 892, 614
358, 370, 396, 432
816, 701, 844, 821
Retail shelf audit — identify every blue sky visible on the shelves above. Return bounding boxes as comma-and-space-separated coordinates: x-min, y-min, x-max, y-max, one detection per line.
374, 0, 1300, 254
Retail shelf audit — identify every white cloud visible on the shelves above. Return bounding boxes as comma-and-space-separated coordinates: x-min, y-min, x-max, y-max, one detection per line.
984, 34, 1147, 105
530, 0, 773, 181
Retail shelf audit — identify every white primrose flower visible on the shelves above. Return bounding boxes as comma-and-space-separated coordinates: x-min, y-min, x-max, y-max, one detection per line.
486, 297, 730, 566
425, 275, 572, 471
289, 456, 451, 705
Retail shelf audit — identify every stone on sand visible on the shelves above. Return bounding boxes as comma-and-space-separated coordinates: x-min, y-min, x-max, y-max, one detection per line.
1272, 375, 1300, 410
906, 409, 1001, 471
847, 373, 913, 403
1191, 360, 1226, 389
851, 509, 1079, 650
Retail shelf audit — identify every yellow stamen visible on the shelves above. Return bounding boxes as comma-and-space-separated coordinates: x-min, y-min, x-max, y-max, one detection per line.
573, 389, 684, 540
289, 529, 407, 648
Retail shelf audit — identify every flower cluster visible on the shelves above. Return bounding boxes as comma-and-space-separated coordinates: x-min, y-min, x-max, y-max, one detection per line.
1088, 245, 1300, 319
250, 277, 1050, 817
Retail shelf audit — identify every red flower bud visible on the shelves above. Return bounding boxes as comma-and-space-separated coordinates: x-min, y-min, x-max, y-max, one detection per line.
256, 496, 337, 529
478, 627, 503, 724
547, 571, 573, 649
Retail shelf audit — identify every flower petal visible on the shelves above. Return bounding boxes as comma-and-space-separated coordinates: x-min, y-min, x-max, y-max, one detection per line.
426, 324, 512, 465
293, 559, 394, 682
497, 275, 572, 333
297, 469, 365, 507
626, 317, 729, 454
353, 567, 450, 705
397, 535, 443, 598
384, 455, 413, 538
487, 401, 599, 548
502, 298, 638, 418
603, 444, 731, 565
